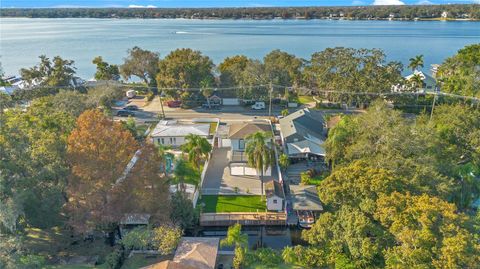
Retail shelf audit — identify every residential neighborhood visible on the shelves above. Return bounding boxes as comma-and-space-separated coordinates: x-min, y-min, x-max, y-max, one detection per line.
1, 29, 479, 268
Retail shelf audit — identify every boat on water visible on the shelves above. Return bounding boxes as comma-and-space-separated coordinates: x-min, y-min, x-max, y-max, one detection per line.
297, 210, 315, 229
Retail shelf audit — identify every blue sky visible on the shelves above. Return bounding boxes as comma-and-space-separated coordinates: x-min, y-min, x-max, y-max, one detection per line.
1, 0, 479, 8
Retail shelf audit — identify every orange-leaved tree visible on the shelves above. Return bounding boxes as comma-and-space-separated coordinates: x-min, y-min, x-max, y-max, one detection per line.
66, 109, 138, 233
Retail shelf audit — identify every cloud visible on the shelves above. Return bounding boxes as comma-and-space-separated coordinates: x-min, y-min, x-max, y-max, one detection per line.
372, 0, 405, 5
128, 4, 157, 8
416, 0, 434, 4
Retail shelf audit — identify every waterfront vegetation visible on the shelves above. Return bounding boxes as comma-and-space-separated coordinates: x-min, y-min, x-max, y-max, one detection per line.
198, 195, 266, 213
1, 43, 480, 268
2, 5, 479, 20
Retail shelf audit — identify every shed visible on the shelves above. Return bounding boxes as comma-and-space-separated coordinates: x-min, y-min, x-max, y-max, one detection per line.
265, 180, 285, 212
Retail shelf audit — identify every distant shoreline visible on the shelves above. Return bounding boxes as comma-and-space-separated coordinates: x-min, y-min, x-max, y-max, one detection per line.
1, 16, 479, 22
1, 4, 479, 21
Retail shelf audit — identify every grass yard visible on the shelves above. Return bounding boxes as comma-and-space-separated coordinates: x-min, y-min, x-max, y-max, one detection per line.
198, 195, 266, 213
297, 95, 316, 104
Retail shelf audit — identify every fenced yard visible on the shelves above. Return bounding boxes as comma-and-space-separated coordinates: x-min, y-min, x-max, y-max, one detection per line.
197, 195, 266, 213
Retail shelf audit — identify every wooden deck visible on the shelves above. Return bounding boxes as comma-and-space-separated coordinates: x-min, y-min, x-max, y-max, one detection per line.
200, 212, 287, 226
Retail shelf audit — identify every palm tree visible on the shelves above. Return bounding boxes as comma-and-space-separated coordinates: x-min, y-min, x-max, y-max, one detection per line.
245, 131, 274, 199
156, 143, 173, 174
181, 134, 212, 170
410, 73, 424, 92
221, 224, 248, 269
279, 153, 290, 172
408, 55, 424, 72
172, 158, 200, 192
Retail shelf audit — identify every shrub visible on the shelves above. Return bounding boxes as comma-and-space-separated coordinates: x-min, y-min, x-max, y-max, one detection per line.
300, 171, 312, 185
153, 225, 182, 255
105, 247, 125, 269
19, 254, 46, 269
146, 91, 155, 101
121, 227, 153, 250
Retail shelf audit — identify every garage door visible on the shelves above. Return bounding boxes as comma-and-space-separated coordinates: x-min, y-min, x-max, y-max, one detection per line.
222, 98, 240, 106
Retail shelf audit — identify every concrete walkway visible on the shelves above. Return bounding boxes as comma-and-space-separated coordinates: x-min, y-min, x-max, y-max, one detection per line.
202, 147, 278, 195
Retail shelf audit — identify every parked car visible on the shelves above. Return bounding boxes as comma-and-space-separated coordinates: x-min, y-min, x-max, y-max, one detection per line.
251, 101, 266, 110
126, 90, 136, 99
166, 100, 182, 108
116, 110, 135, 117
123, 105, 139, 111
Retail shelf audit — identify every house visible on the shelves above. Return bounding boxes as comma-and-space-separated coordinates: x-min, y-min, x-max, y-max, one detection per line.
279, 108, 326, 160
227, 121, 273, 176
142, 237, 220, 269
151, 120, 211, 147
0, 86, 18, 95
228, 121, 271, 153
265, 180, 285, 211
289, 185, 323, 228
405, 70, 438, 93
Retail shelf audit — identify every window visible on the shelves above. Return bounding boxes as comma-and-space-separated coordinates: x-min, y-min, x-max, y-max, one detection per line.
273, 199, 278, 204
239, 139, 245, 149
160, 138, 165, 144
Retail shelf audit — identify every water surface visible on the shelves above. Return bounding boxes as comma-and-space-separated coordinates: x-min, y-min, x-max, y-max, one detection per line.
1, 18, 479, 78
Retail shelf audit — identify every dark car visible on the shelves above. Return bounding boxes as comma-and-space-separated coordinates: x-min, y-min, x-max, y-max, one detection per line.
123, 105, 139, 111
116, 110, 135, 117
166, 100, 182, 108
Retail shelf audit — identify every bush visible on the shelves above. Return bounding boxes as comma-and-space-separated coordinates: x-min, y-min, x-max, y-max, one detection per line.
19, 254, 46, 269
105, 247, 125, 269
300, 171, 312, 185
121, 227, 153, 250
146, 91, 155, 101
153, 225, 182, 255
246, 248, 282, 267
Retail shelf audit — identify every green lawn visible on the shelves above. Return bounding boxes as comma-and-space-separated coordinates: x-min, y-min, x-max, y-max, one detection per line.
198, 195, 266, 213
297, 95, 315, 104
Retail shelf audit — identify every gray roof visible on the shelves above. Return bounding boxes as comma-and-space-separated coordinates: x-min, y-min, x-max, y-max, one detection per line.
290, 185, 323, 211
265, 180, 285, 199
287, 139, 325, 156
120, 213, 151, 225
151, 121, 210, 137
279, 109, 324, 141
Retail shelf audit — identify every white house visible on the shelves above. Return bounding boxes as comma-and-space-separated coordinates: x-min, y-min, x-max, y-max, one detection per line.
405, 70, 437, 93
151, 120, 210, 147
265, 180, 285, 211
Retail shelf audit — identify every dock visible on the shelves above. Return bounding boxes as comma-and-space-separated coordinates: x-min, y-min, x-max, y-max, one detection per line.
200, 212, 287, 226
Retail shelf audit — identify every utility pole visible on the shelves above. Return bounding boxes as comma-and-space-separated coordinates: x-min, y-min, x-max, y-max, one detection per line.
269, 82, 273, 117
429, 91, 437, 121
159, 91, 166, 119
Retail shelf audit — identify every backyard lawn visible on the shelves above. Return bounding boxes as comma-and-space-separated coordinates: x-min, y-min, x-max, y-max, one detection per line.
198, 195, 266, 213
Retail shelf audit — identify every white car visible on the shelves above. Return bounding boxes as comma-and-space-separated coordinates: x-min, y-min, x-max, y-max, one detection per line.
251, 101, 266, 110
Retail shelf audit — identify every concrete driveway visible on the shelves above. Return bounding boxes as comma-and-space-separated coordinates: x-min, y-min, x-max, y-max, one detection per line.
202, 147, 279, 195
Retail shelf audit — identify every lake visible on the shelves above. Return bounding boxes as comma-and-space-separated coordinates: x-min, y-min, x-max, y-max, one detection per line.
1, 18, 479, 79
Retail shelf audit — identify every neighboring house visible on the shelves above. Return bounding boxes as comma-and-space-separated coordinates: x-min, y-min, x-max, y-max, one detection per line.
279, 108, 326, 160
405, 70, 437, 93
151, 120, 211, 147
289, 185, 323, 228
0, 86, 18, 95
142, 237, 220, 269
265, 180, 285, 211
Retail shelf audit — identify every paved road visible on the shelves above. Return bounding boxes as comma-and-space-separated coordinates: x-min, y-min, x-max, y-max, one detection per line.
113, 102, 363, 123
